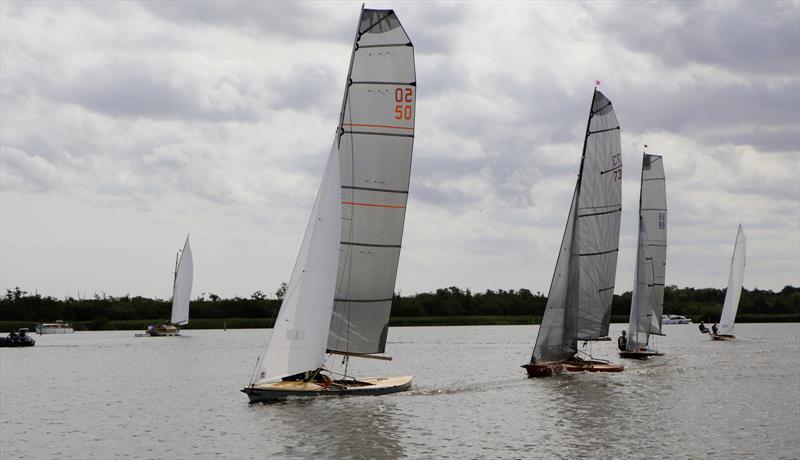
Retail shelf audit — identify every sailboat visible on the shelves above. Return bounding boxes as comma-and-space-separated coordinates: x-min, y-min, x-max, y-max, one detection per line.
711, 225, 746, 340
146, 235, 193, 337
242, 7, 415, 402
523, 88, 625, 377
620, 153, 667, 359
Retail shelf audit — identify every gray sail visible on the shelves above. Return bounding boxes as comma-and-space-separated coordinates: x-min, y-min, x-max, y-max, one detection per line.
327, 9, 416, 354
532, 89, 622, 363
640, 154, 667, 334
626, 217, 658, 351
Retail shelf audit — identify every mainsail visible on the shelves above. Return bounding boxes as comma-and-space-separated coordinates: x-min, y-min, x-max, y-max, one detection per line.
257, 8, 414, 381
170, 236, 193, 326
640, 154, 667, 334
327, 9, 416, 355
718, 225, 746, 336
626, 218, 658, 351
532, 89, 622, 363
626, 153, 667, 350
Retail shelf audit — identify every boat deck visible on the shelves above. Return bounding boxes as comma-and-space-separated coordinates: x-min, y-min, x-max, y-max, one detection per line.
243, 375, 413, 402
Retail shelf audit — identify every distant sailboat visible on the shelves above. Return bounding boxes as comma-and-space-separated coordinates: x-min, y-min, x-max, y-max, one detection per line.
242, 7, 415, 402
620, 153, 667, 359
523, 88, 624, 377
711, 225, 746, 340
146, 235, 193, 337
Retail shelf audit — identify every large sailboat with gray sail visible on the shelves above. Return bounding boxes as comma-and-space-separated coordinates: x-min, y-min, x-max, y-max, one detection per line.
243, 7, 415, 402
523, 87, 625, 377
620, 152, 667, 359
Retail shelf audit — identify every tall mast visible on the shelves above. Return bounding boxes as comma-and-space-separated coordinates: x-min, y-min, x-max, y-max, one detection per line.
336, 4, 365, 148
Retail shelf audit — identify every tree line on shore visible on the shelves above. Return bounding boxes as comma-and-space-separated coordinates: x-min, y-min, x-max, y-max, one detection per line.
1, 284, 797, 330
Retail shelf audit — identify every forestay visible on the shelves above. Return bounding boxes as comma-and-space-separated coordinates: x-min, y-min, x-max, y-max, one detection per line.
640, 154, 667, 334
327, 9, 416, 355
719, 225, 746, 336
258, 143, 342, 381
626, 218, 658, 351
170, 236, 193, 326
532, 89, 622, 363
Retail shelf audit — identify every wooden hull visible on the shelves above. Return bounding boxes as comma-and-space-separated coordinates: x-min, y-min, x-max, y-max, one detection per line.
146, 325, 180, 336
242, 376, 413, 403
523, 359, 624, 377
711, 334, 735, 341
619, 350, 664, 359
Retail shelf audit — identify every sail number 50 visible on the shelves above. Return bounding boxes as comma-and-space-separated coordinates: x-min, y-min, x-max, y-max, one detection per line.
394, 88, 413, 120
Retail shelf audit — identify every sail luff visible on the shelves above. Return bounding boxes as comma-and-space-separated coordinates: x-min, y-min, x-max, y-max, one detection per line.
626, 217, 657, 351
719, 225, 746, 336
170, 236, 193, 326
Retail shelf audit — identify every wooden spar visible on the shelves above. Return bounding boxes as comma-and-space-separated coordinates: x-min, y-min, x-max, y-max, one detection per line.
326, 349, 393, 361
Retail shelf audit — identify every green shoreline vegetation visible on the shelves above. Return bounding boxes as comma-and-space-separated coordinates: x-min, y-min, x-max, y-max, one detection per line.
1, 285, 797, 332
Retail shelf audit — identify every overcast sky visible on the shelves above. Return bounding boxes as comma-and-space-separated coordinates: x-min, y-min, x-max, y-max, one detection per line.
1, 1, 798, 300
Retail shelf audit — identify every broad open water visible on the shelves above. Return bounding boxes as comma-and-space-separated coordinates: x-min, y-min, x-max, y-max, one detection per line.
1, 323, 798, 459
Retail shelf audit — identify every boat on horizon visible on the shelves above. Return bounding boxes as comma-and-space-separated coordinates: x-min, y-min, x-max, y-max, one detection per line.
662, 314, 692, 324
144, 235, 193, 337
242, 7, 416, 402
35, 320, 74, 334
711, 225, 746, 341
523, 87, 625, 377
0, 329, 35, 348
620, 152, 667, 359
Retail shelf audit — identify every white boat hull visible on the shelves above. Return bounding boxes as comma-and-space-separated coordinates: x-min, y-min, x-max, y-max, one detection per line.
36, 325, 74, 334
242, 376, 412, 403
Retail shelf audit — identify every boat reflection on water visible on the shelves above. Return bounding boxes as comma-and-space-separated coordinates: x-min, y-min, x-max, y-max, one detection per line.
250, 399, 404, 458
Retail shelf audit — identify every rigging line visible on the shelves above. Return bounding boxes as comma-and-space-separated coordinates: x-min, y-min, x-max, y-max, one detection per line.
342, 123, 414, 130
342, 185, 409, 194
598, 286, 615, 292
588, 126, 620, 135
343, 130, 414, 138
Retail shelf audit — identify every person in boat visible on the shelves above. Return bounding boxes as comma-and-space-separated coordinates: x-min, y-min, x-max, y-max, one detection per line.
617, 330, 627, 351
698, 322, 709, 334
711, 323, 718, 335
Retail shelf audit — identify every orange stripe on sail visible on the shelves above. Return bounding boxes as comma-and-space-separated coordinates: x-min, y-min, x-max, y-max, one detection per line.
342, 123, 414, 131
341, 201, 406, 209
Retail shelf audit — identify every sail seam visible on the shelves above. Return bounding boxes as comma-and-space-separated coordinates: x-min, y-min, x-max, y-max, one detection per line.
588, 126, 620, 135
351, 81, 415, 86
334, 298, 393, 303
342, 185, 409, 194
341, 242, 401, 248
343, 123, 414, 131
341, 201, 406, 209
642, 178, 665, 182
343, 130, 414, 138
641, 207, 667, 211
358, 43, 411, 49
579, 248, 618, 257
591, 101, 612, 114
578, 208, 621, 218
600, 165, 622, 175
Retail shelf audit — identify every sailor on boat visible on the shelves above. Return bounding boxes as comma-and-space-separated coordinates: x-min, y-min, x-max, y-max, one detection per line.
711, 323, 718, 335
699, 322, 709, 334
617, 330, 627, 351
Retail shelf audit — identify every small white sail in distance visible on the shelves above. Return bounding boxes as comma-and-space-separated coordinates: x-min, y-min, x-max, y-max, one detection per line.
718, 225, 746, 336
257, 141, 342, 382
170, 235, 193, 326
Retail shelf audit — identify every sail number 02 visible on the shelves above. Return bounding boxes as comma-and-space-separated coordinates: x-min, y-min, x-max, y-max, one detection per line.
394, 88, 413, 120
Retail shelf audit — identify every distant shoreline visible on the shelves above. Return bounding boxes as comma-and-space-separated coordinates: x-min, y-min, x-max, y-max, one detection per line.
2, 313, 798, 332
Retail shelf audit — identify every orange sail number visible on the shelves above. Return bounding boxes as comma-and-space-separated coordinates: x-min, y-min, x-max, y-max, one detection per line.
394, 88, 413, 120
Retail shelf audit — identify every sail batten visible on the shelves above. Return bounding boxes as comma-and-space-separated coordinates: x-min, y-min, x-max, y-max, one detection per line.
532, 89, 622, 363
719, 225, 746, 336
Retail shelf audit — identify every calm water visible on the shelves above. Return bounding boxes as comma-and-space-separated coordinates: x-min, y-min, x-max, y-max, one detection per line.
1, 324, 798, 459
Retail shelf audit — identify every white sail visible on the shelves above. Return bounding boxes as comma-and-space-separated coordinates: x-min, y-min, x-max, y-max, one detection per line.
327, 8, 416, 355
719, 225, 746, 336
640, 154, 667, 334
532, 89, 622, 364
626, 218, 658, 351
170, 236, 193, 326
257, 142, 342, 381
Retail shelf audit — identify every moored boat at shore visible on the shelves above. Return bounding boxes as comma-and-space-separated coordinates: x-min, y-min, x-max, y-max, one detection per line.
35, 321, 74, 334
